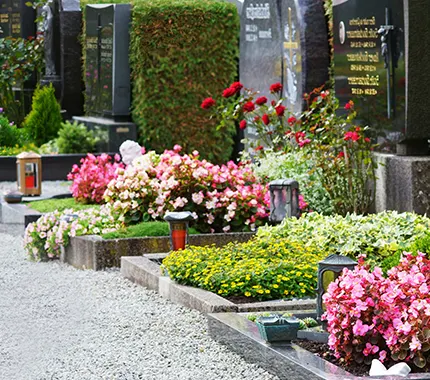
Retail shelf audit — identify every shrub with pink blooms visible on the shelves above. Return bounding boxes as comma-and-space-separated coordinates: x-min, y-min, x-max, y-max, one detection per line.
323, 253, 430, 370
68, 153, 124, 204
104, 146, 270, 232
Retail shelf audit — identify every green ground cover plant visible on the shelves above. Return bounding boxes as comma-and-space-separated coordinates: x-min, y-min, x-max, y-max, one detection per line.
163, 237, 323, 301
258, 211, 430, 266
102, 221, 198, 239
28, 197, 100, 213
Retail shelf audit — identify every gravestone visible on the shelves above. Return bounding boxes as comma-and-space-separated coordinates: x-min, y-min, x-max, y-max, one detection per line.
0, 0, 36, 38
333, 0, 430, 156
73, 3, 136, 152
58, 0, 84, 117
240, 0, 329, 144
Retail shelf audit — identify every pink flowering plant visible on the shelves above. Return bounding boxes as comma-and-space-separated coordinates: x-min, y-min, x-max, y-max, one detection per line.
68, 153, 124, 204
104, 146, 270, 232
323, 252, 430, 370
24, 206, 120, 261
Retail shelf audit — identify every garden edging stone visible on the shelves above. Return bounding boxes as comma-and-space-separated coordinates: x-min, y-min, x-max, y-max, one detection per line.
64, 232, 255, 270
121, 255, 317, 314
207, 312, 430, 380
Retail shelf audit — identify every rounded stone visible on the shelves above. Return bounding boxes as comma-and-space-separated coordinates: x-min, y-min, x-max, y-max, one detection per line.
3, 191, 23, 204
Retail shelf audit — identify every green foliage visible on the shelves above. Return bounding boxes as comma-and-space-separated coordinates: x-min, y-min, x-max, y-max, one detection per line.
0, 143, 39, 156
57, 121, 98, 154
102, 221, 198, 239
258, 211, 430, 266
406, 233, 430, 254
0, 115, 29, 147
130, 0, 239, 163
0, 36, 44, 126
23, 84, 63, 146
163, 237, 323, 301
27, 197, 99, 213
252, 150, 334, 214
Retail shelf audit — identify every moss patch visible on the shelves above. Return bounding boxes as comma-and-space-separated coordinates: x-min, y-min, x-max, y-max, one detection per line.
27, 198, 101, 213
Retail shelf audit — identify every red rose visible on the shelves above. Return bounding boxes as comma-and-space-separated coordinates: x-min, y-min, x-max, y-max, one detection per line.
269, 82, 283, 93
255, 145, 264, 151
344, 131, 360, 142
243, 101, 255, 112
321, 91, 328, 99
364, 137, 371, 143
262, 114, 270, 125
271, 100, 276, 106
222, 87, 236, 98
201, 97, 216, 109
239, 120, 247, 130
355, 126, 361, 132
337, 151, 345, 158
288, 116, 297, 126
230, 81, 243, 92
275, 105, 286, 117
255, 96, 268, 105
254, 116, 260, 122
344, 100, 354, 110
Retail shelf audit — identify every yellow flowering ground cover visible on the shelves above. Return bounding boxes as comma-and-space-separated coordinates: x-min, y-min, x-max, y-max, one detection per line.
162, 237, 324, 301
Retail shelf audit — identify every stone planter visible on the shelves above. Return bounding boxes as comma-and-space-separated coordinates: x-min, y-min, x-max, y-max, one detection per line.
63, 232, 255, 270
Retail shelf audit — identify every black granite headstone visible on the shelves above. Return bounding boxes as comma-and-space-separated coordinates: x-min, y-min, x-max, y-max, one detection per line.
333, 0, 430, 155
85, 4, 131, 119
0, 0, 35, 38
58, 0, 84, 117
333, 0, 406, 154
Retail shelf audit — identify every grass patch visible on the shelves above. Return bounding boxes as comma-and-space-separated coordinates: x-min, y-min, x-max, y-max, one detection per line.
27, 198, 101, 213
102, 221, 199, 239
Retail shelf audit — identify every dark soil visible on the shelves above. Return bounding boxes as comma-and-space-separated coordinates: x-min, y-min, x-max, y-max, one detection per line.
225, 295, 262, 304
293, 340, 371, 377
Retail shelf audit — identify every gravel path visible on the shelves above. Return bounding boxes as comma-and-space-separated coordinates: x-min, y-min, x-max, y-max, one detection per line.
0, 232, 279, 380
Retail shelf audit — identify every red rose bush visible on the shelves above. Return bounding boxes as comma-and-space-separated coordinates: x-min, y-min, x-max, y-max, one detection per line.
323, 253, 430, 369
104, 146, 270, 232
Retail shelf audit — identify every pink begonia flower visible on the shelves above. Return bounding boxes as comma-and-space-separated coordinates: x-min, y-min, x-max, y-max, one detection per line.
352, 319, 370, 336
191, 192, 204, 205
409, 335, 422, 352
363, 343, 379, 356
379, 350, 387, 362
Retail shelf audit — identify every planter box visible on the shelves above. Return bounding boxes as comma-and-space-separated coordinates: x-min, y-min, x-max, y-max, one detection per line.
63, 232, 255, 270
0, 152, 116, 181
121, 254, 316, 314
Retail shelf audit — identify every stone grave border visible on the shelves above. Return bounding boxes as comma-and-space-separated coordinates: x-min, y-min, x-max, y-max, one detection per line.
208, 312, 430, 380
121, 254, 316, 314
64, 232, 255, 271
0, 152, 117, 181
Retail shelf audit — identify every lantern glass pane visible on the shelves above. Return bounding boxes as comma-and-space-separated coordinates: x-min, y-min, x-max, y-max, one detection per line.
322, 270, 335, 292
170, 222, 187, 251
25, 163, 37, 189
17, 163, 21, 188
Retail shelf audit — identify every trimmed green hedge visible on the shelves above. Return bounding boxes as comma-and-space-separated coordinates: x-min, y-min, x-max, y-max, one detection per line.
130, 0, 239, 162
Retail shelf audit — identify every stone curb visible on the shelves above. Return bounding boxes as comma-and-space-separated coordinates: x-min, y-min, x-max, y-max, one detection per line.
0, 201, 41, 226
121, 255, 317, 314
207, 313, 430, 380
64, 232, 255, 270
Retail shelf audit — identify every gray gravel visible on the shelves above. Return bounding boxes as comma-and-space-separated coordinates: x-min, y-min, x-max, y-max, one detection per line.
0, 181, 71, 199
0, 232, 279, 380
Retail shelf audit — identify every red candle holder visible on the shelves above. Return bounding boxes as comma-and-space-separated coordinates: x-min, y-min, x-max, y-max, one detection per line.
164, 211, 196, 251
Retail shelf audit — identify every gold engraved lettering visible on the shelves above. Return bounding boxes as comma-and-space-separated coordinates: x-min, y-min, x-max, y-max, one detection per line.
347, 75, 379, 87
346, 28, 378, 39
349, 17, 376, 27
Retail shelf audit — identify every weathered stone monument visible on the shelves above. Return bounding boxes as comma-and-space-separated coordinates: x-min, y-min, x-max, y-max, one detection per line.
333, 0, 430, 214
240, 0, 329, 142
0, 0, 36, 38
73, 3, 136, 152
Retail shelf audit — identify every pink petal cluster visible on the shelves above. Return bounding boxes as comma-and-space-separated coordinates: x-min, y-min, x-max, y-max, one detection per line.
67, 154, 124, 204
104, 147, 270, 232
323, 252, 430, 367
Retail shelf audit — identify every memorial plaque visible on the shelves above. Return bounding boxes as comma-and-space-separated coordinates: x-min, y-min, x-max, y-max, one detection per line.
333, 0, 406, 153
85, 4, 131, 118
0, 0, 35, 38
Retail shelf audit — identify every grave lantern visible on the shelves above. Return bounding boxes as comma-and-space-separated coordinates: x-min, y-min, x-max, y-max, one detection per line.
316, 254, 357, 321
269, 179, 300, 223
163, 211, 195, 251
16, 152, 42, 196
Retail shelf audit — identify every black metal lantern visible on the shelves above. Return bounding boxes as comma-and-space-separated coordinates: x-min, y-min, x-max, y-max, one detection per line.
163, 211, 195, 251
269, 179, 300, 223
316, 254, 357, 321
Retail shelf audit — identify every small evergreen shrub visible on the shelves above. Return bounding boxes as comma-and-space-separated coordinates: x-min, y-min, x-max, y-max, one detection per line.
23, 84, 63, 146
57, 120, 97, 154
0, 114, 28, 147
130, 0, 239, 162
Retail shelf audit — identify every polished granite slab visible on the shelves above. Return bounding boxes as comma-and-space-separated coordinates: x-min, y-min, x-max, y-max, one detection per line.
207, 313, 430, 380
